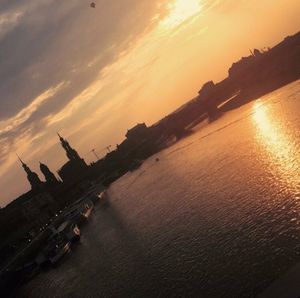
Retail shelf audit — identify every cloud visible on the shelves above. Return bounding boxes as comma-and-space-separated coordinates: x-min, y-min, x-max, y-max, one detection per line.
0, 82, 67, 135
0, 0, 165, 205
0, 0, 164, 120
0, 10, 23, 40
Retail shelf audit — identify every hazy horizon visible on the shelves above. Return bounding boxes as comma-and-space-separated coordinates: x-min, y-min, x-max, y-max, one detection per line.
1, 0, 300, 206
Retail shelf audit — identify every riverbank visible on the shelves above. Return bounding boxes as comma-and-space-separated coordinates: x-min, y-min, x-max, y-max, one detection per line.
0, 191, 105, 297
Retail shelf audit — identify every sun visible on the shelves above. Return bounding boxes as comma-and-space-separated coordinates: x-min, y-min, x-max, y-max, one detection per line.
160, 0, 202, 29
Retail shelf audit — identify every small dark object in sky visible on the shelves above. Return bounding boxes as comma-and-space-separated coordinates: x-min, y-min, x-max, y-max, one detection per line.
90, 2, 96, 8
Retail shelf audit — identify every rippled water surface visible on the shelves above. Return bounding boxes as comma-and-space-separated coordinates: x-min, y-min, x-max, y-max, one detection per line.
21, 82, 300, 297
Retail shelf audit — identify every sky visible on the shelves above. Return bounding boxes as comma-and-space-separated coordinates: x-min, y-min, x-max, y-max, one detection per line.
0, 0, 299, 206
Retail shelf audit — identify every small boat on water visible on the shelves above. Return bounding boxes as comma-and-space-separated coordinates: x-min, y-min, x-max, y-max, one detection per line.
63, 205, 83, 222
81, 199, 94, 218
48, 238, 71, 265
97, 190, 110, 207
64, 198, 94, 223
57, 220, 80, 242
36, 233, 71, 266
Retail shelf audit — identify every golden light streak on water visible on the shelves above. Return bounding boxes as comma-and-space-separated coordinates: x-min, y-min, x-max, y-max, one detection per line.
252, 101, 299, 192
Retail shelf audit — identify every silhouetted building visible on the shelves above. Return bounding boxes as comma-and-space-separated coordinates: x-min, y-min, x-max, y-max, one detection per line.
125, 123, 148, 140
57, 132, 82, 161
18, 156, 43, 190
115, 123, 158, 160
56, 133, 89, 183
58, 160, 89, 183
198, 81, 216, 99
40, 162, 58, 184
197, 81, 218, 118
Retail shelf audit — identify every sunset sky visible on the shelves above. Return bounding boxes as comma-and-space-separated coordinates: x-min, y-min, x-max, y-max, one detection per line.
0, 0, 299, 206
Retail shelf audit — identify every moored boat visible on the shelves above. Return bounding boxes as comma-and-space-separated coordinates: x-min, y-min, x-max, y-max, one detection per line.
80, 199, 94, 219
97, 191, 110, 207
38, 233, 71, 265
64, 198, 94, 223
57, 221, 81, 242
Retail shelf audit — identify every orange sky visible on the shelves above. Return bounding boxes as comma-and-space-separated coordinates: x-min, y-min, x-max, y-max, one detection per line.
0, 0, 300, 206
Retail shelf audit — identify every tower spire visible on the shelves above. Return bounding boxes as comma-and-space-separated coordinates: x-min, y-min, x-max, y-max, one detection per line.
57, 133, 81, 161
16, 153, 25, 165
17, 155, 42, 190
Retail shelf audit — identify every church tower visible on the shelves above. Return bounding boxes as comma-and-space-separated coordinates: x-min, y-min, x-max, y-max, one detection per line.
18, 155, 42, 190
56, 133, 88, 183
40, 162, 58, 184
57, 132, 82, 161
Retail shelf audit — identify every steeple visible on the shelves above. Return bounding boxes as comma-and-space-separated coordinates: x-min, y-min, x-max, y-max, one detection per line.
40, 162, 58, 184
57, 132, 81, 161
17, 154, 42, 190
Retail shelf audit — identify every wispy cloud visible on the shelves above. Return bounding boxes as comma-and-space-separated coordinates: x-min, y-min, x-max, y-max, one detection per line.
46, 80, 104, 126
0, 10, 23, 40
0, 82, 67, 135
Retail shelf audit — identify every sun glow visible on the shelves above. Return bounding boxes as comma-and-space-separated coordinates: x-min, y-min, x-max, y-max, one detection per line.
160, 0, 202, 29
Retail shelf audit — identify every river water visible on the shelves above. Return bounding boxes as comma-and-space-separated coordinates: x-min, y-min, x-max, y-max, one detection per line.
20, 82, 300, 298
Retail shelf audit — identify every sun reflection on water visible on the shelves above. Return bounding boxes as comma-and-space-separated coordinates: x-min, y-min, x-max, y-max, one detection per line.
252, 101, 299, 192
